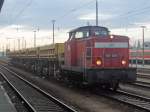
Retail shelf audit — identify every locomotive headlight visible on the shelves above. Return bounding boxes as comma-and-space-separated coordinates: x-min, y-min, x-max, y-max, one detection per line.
110, 35, 114, 39
121, 60, 126, 65
96, 60, 102, 66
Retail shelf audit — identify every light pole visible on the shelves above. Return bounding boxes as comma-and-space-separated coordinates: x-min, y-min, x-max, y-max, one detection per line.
18, 39, 20, 50
13, 39, 15, 51
33, 31, 36, 48
52, 20, 55, 44
6, 38, 8, 50
96, 0, 98, 26
141, 26, 146, 66
6, 38, 13, 51
2, 45, 4, 56
22, 37, 24, 49
33, 27, 40, 48
24, 40, 26, 49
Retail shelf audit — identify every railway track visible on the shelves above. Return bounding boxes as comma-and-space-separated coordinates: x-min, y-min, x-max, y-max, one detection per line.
132, 81, 150, 89
137, 72, 150, 79
0, 66, 77, 112
136, 72, 150, 88
1, 64, 150, 112
98, 89, 150, 112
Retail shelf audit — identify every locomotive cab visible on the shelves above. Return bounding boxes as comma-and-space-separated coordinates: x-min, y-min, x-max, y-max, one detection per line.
68, 26, 109, 40
63, 26, 136, 90
65, 26, 110, 66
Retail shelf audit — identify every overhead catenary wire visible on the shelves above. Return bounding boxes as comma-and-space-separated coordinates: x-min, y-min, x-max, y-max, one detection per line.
3, 0, 150, 28
53, 0, 150, 29
3, 0, 150, 31
0, 0, 33, 33
117, 6, 150, 19
11, 0, 33, 24
55, 0, 150, 23
109, 0, 150, 25
2, 0, 150, 37
55, 0, 96, 21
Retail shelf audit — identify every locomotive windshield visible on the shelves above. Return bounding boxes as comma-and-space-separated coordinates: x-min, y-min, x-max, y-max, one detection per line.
69, 26, 109, 40
92, 27, 109, 36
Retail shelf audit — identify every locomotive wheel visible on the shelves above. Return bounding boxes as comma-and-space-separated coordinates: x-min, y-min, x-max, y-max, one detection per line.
111, 80, 119, 91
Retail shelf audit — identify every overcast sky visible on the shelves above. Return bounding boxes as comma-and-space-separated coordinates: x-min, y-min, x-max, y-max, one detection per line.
0, 0, 150, 50
1, 0, 150, 28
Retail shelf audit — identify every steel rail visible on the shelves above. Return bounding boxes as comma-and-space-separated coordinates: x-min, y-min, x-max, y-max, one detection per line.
137, 72, 150, 76
2, 63, 150, 111
0, 71, 37, 112
99, 89, 150, 111
0, 65, 77, 112
132, 81, 150, 89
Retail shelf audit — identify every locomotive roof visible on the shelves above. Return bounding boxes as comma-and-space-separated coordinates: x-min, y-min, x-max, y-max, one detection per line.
69, 26, 109, 33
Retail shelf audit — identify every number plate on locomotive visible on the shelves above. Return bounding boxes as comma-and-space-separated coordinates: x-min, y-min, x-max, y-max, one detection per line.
105, 54, 118, 58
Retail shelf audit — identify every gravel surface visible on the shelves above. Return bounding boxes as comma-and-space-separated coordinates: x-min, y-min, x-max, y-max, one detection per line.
3, 64, 143, 112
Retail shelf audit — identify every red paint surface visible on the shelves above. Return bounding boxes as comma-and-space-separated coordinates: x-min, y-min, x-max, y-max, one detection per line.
64, 35, 129, 69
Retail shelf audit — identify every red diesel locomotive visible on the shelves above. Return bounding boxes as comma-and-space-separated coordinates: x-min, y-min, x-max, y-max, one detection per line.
62, 26, 136, 90
8, 26, 137, 90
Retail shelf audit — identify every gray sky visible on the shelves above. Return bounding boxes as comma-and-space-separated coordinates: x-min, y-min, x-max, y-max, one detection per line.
0, 0, 150, 50
1, 0, 150, 29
